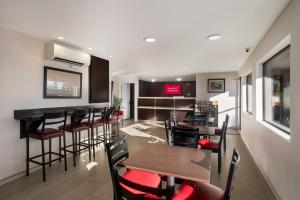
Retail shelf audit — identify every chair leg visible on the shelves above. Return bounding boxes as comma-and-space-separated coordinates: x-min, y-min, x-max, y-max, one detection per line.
96, 128, 99, 147
59, 136, 62, 162
63, 132, 68, 171
26, 137, 29, 176
72, 132, 76, 167
92, 128, 96, 159
224, 135, 227, 152
41, 140, 46, 182
49, 138, 52, 167
88, 128, 91, 161
74, 131, 77, 156
78, 131, 81, 154
218, 151, 222, 173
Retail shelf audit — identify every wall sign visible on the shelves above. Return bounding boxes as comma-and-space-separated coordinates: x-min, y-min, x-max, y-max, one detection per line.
164, 84, 182, 95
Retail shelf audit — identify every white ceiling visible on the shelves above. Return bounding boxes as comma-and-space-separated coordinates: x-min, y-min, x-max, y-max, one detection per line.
0, 0, 289, 80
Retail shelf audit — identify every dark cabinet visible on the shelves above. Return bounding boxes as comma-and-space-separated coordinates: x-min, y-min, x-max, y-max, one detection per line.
89, 56, 109, 103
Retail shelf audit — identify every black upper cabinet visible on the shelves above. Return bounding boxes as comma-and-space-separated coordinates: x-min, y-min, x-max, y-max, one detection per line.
89, 56, 109, 103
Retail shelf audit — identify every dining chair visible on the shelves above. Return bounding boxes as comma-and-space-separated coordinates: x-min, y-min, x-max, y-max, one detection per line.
26, 111, 68, 182
214, 114, 229, 152
106, 135, 168, 200
172, 148, 240, 200
198, 121, 227, 173
172, 126, 199, 148
59, 108, 91, 165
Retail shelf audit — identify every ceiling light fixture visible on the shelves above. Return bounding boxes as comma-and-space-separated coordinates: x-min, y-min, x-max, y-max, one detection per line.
207, 34, 221, 41
108, 55, 113, 58
88, 47, 93, 50
151, 79, 156, 82
57, 36, 64, 40
176, 78, 182, 81
144, 37, 156, 43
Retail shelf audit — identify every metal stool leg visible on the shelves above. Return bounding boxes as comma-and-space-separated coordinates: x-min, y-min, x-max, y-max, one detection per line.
41, 140, 46, 182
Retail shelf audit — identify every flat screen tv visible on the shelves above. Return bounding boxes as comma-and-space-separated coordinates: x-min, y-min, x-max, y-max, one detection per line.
164, 84, 182, 95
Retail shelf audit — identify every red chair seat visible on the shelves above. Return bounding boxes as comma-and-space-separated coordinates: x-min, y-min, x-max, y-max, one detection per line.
198, 139, 219, 150
27, 128, 63, 140
121, 170, 161, 196
172, 180, 224, 200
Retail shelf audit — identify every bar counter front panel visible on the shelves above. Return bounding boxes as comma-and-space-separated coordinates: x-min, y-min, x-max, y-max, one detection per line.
137, 97, 195, 121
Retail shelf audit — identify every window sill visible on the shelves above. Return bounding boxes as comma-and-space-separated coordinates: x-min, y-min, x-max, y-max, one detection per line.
257, 120, 291, 142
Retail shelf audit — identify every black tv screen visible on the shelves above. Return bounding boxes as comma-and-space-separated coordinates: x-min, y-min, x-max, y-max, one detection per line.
89, 56, 109, 103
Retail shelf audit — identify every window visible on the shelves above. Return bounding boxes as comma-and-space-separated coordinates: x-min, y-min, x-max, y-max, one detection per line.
263, 45, 290, 133
246, 73, 253, 113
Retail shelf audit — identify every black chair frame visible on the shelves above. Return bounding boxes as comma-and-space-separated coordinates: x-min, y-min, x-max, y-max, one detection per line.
224, 148, 240, 200
106, 136, 171, 200
26, 111, 68, 182
62, 109, 92, 165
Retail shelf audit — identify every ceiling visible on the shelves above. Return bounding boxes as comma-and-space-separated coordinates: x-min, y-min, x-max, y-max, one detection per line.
0, 0, 289, 81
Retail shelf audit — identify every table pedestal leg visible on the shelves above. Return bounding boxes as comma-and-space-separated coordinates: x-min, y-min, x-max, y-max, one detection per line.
167, 176, 175, 199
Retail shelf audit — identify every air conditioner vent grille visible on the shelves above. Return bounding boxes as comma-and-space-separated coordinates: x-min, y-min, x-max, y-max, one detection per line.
53, 57, 84, 66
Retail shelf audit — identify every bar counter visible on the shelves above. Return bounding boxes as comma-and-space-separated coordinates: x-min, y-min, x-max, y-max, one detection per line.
14, 105, 104, 138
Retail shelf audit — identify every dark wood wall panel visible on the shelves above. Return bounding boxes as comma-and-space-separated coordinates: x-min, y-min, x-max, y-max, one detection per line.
138, 99, 155, 107
139, 81, 196, 97
89, 56, 109, 103
139, 80, 151, 97
156, 109, 173, 121
156, 99, 174, 107
138, 109, 155, 120
175, 99, 195, 108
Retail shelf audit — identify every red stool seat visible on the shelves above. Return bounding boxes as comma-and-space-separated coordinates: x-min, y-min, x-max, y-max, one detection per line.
121, 170, 161, 195
198, 139, 219, 150
172, 180, 225, 200
84, 120, 104, 128
27, 128, 63, 140
60, 124, 89, 132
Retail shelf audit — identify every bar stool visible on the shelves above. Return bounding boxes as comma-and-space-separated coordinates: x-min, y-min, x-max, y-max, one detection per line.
60, 109, 91, 165
26, 111, 67, 182
104, 107, 120, 141
85, 107, 106, 159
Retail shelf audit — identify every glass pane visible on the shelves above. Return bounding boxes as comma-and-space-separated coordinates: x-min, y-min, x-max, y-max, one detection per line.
246, 74, 252, 113
263, 45, 290, 132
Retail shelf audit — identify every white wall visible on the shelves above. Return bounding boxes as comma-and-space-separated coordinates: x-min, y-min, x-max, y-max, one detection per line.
0, 26, 109, 182
196, 72, 238, 128
238, 0, 300, 199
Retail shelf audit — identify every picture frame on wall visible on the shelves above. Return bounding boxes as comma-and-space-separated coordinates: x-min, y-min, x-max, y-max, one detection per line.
207, 78, 225, 93
43, 66, 82, 99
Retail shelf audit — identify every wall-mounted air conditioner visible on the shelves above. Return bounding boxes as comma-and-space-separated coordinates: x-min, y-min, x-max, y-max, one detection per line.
45, 42, 91, 67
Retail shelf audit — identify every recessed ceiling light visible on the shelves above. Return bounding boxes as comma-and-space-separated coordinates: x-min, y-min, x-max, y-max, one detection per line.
207, 34, 221, 41
88, 47, 93, 50
151, 79, 156, 82
57, 36, 64, 40
108, 55, 113, 58
176, 78, 182, 81
144, 37, 156, 43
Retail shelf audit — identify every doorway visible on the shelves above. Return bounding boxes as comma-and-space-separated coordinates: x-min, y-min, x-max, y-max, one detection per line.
121, 83, 135, 119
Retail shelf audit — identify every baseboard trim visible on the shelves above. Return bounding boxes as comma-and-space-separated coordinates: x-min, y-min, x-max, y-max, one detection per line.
240, 134, 282, 200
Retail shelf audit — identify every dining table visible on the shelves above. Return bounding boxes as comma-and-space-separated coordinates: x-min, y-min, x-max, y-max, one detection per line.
122, 143, 211, 195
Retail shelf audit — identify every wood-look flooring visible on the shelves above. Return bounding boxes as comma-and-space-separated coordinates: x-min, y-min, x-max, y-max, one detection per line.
0, 121, 276, 200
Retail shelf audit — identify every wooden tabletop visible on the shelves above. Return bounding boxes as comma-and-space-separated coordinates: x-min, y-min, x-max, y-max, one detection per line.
123, 144, 211, 183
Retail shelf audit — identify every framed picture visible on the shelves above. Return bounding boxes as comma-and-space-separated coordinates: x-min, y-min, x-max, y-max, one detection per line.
43, 66, 82, 99
207, 79, 225, 93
